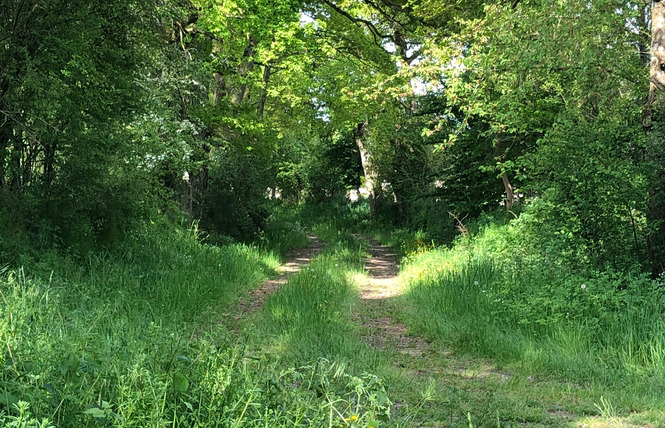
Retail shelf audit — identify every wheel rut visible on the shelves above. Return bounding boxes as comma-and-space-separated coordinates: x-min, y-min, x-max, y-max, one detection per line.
354, 237, 430, 357
236, 234, 323, 315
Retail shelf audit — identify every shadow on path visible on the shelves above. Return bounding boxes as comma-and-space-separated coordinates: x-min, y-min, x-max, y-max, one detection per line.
354, 237, 430, 356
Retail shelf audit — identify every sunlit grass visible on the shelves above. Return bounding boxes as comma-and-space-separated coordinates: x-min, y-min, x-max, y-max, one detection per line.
394, 216, 665, 423
0, 218, 391, 427
256, 222, 372, 364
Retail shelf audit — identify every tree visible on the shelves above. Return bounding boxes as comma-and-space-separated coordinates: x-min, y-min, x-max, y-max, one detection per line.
417, 0, 649, 269
0, 0, 162, 250
645, 0, 665, 276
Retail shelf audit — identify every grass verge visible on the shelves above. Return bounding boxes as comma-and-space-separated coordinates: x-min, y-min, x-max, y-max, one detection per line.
393, 215, 665, 425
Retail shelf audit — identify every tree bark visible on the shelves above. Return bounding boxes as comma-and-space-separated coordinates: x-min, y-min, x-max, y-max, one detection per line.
0, 118, 10, 191
181, 171, 193, 223
235, 37, 256, 105
354, 120, 379, 217
645, 0, 665, 277
212, 72, 226, 107
257, 64, 271, 121
496, 137, 516, 216
501, 172, 514, 213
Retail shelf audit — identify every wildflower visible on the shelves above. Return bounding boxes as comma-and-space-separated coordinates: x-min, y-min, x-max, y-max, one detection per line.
473, 281, 479, 286
351, 415, 358, 421
581, 283, 586, 290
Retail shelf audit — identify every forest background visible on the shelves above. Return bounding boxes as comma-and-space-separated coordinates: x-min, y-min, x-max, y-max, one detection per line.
3, 0, 665, 426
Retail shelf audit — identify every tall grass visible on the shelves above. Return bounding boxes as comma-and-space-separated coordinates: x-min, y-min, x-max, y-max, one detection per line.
261, 255, 367, 362
0, 222, 280, 426
399, 216, 665, 405
0, 217, 393, 427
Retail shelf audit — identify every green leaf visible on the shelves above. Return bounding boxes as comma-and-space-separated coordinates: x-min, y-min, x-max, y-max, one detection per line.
174, 372, 189, 392
83, 406, 107, 418
0, 390, 19, 407
376, 391, 389, 406
176, 354, 192, 364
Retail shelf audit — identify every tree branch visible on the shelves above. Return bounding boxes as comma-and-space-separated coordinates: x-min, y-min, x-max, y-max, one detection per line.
321, 0, 395, 47
362, 0, 410, 28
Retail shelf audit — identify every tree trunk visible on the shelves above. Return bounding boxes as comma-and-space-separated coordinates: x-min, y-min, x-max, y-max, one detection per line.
257, 64, 271, 121
354, 120, 378, 217
496, 137, 516, 216
181, 170, 193, 223
501, 172, 514, 213
390, 138, 410, 219
645, 0, 665, 277
9, 131, 23, 192
212, 72, 226, 107
235, 37, 256, 105
0, 115, 11, 191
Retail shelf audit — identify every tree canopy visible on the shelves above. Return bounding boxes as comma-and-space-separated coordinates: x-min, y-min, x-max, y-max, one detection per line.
1, 0, 662, 275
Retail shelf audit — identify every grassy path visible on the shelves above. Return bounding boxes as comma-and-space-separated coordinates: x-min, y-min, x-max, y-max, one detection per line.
355, 238, 429, 357
352, 238, 658, 428
229, 230, 660, 427
353, 238, 531, 427
237, 234, 324, 315
8, 220, 661, 426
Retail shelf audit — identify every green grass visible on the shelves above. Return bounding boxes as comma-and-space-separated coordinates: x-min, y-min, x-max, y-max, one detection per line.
0, 215, 395, 427
260, 255, 365, 361
0, 222, 283, 426
239, 218, 397, 427
1, 218, 363, 427
252, 219, 380, 372
393, 216, 665, 424
6, 202, 665, 427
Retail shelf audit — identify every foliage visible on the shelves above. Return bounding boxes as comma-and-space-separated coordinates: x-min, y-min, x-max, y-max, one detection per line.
307, 133, 364, 202
2, 0, 665, 424
0, 0, 162, 251
430, 0, 649, 269
198, 142, 273, 241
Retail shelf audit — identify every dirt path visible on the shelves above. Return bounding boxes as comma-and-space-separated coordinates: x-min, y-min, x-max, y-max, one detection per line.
236, 234, 323, 314
353, 239, 658, 428
354, 238, 430, 356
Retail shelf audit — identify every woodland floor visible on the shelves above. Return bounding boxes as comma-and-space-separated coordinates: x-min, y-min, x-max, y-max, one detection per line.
236, 235, 658, 428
